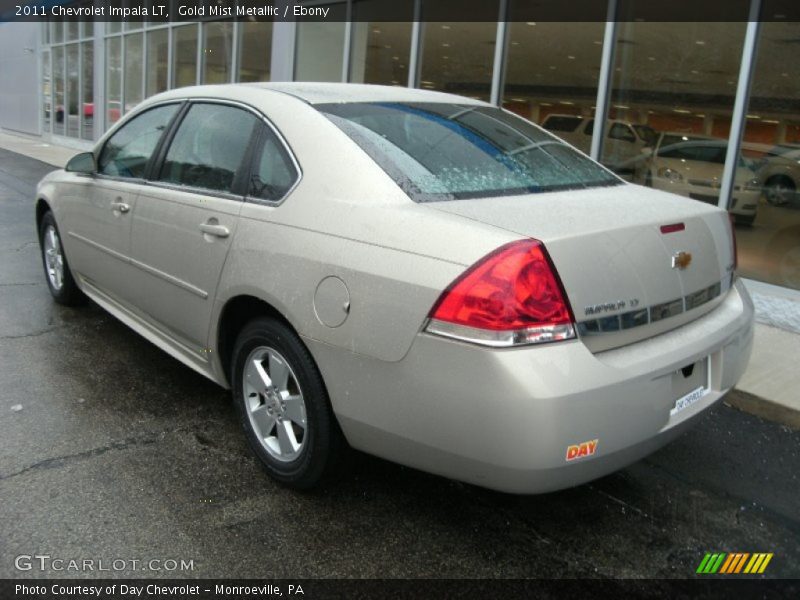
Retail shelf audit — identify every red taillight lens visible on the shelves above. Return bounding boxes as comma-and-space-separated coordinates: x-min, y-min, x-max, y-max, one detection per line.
426, 239, 576, 347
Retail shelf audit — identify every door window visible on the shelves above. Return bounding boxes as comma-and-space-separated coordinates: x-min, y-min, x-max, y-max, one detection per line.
158, 103, 258, 193
97, 103, 179, 178
249, 128, 299, 202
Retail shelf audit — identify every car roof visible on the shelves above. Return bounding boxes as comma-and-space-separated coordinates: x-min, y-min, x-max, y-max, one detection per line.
149, 82, 491, 106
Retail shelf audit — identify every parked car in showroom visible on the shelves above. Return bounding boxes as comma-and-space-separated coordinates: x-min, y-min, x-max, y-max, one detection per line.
750, 143, 800, 206
628, 133, 762, 226
35, 83, 753, 493
540, 113, 657, 169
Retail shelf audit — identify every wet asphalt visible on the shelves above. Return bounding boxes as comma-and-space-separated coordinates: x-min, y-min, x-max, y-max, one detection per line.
0, 147, 798, 580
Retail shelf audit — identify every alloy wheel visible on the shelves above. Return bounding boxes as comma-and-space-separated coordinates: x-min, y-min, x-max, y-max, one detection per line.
243, 346, 307, 462
43, 224, 64, 291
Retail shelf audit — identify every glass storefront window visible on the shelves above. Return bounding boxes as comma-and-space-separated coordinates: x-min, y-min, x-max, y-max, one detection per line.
173, 24, 198, 89
146, 28, 169, 96
419, 20, 498, 101
606, 21, 747, 183
295, 3, 347, 82
81, 42, 93, 140
51, 21, 63, 45
66, 44, 80, 138
349, 0, 413, 85
66, 20, 79, 42
502, 22, 604, 128
107, 22, 122, 35
124, 33, 144, 113
237, 22, 272, 82
81, 3, 94, 39
737, 21, 800, 290
106, 36, 122, 127
42, 50, 51, 134
53, 46, 64, 135
202, 21, 233, 84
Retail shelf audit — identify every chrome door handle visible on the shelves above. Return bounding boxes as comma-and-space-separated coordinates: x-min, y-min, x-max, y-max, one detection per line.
199, 223, 230, 238
110, 201, 130, 213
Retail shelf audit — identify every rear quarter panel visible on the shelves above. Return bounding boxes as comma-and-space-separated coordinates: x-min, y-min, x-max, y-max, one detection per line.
213, 95, 517, 363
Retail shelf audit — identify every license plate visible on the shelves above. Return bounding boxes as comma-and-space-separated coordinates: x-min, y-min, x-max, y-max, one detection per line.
670, 385, 708, 417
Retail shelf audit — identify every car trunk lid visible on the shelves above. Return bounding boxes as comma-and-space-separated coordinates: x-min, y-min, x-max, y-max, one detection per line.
428, 183, 736, 352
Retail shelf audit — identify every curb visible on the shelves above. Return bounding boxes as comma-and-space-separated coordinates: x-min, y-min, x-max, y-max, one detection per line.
724, 388, 800, 431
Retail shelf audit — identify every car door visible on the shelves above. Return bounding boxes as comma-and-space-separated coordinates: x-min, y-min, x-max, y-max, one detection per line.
58, 103, 181, 302
125, 101, 260, 352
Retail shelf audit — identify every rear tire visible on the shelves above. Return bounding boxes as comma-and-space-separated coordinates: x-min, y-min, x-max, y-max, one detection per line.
39, 211, 87, 306
231, 317, 343, 489
764, 176, 795, 206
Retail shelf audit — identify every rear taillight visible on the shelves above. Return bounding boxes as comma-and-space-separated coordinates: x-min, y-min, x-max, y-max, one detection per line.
425, 239, 576, 347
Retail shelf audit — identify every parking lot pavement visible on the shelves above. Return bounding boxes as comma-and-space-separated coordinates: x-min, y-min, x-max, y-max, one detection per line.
0, 148, 798, 580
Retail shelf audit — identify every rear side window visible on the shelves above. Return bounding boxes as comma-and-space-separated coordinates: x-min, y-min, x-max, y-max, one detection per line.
98, 104, 178, 178
248, 128, 299, 202
318, 102, 620, 202
609, 123, 636, 143
633, 124, 657, 146
158, 103, 258, 193
542, 116, 582, 132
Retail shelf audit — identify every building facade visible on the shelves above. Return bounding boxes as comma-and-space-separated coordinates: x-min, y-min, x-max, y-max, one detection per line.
0, 0, 798, 293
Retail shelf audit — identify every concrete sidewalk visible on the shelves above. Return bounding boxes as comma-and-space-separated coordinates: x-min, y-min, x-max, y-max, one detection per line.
2, 127, 798, 427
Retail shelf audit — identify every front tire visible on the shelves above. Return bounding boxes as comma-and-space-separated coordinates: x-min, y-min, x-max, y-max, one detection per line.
39, 211, 86, 306
231, 317, 343, 489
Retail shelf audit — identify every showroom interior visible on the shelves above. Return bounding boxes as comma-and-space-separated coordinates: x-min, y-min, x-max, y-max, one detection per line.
2, 0, 799, 293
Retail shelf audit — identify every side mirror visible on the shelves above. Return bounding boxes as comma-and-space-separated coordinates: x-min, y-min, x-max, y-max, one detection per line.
65, 152, 96, 175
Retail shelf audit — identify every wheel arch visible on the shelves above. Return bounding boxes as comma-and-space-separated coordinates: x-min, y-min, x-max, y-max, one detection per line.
216, 294, 301, 385
35, 198, 52, 238
765, 173, 796, 189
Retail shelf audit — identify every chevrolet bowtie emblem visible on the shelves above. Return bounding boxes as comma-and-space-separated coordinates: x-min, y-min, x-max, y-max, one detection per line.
672, 251, 693, 270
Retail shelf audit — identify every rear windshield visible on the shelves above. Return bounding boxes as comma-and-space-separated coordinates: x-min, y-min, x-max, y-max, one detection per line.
317, 102, 621, 202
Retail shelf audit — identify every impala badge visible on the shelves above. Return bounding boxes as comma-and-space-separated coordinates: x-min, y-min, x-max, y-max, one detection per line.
672, 251, 692, 270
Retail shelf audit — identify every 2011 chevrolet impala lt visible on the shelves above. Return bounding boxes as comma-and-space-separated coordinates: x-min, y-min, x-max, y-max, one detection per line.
35, 83, 754, 493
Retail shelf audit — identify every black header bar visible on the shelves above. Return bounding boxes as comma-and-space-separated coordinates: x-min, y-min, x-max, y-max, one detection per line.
2, 0, 800, 23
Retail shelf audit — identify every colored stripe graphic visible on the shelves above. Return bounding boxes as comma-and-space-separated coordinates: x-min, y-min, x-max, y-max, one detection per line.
697, 553, 726, 573
697, 552, 773, 574
744, 553, 774, 574
726, 553, 749, 574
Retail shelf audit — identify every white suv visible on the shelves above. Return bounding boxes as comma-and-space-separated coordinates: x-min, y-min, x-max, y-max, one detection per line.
541, 114, 657, 168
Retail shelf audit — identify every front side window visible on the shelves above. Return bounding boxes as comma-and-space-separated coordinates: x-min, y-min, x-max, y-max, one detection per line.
97, 104, 179, 178
318, 102, 620, 202
249, 129, 299, 202
158, 103, 258, 193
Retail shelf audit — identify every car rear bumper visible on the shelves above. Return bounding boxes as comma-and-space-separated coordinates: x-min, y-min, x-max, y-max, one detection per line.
307, 279, 754, 494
